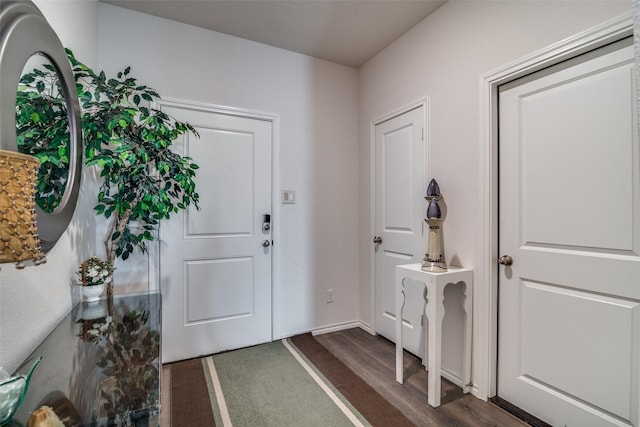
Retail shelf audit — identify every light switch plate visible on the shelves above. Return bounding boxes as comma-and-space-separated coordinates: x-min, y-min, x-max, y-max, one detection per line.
281, 190, 295, 204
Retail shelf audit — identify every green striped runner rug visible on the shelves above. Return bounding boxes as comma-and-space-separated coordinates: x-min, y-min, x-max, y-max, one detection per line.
170, 335, 414, 426
211, 339, 368, 426
172, 339, 368, 426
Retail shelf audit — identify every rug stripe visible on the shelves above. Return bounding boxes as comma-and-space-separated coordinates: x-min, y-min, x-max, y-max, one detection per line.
205, 356, 233, 427
170, 358, 217, 427
282, 338, 367, 427
201, 357, 223, 426
290, 333, 415, 427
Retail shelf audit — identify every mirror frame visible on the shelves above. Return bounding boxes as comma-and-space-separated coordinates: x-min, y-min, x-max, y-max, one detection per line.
0, 0, 82, 253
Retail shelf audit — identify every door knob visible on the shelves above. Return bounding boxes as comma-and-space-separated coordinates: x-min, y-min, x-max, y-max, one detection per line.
261, 240, 271, 247
373, 236, 382, 244
498, 255, 513, 266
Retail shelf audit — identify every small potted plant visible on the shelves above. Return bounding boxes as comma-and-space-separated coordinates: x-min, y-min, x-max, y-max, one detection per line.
79, 256, 113, 302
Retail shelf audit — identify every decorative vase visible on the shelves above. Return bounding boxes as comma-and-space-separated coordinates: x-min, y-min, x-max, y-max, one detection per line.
0, 356, 41, 425
82, 283, 105, 303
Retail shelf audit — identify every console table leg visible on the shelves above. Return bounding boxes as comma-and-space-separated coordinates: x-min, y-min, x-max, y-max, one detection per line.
426, 282, 445, 407
395, 273, 405, 384
462, 280, 473, 394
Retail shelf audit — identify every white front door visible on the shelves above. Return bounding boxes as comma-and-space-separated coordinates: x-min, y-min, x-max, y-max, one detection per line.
498, 38, 640, 426
159, 102, 273, 363
374, 105, 426, 356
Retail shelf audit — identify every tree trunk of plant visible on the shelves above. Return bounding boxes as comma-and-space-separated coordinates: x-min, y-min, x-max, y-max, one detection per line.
103, 214, 119, 296
104, 260, 115, 296
103, 211, 134, 296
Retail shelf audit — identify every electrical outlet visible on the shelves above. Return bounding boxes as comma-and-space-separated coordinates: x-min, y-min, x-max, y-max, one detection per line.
326, 289, 335, 303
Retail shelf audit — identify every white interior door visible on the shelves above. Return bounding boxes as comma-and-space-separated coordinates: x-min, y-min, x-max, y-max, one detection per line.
159, 103, 272, 363
498, 38, 640, 427
374, 105, 426, 356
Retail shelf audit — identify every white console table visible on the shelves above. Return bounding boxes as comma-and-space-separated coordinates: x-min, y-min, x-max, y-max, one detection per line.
395, 264, 473, 407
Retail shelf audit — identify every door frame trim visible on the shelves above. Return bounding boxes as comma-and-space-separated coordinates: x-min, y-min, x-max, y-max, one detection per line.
149, 98, 281, 337
368, 97, 429, 335
477, 13, 633, 400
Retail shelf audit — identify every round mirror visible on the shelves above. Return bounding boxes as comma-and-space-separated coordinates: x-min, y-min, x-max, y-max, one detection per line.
16, 53, 72, 214
0, 0, 82, 253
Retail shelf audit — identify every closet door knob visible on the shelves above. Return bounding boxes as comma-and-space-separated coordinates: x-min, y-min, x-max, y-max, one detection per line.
498, 255, 513, 266
373, 236, 382, 244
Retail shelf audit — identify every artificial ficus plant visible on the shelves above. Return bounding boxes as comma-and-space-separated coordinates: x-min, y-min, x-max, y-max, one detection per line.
16, 59, 71, 213
66, 49, 200, 266
15, 49, 201, 280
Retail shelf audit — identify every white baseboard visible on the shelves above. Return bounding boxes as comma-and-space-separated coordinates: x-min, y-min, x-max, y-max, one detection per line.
470, 384, 484, 401
357, 321, 372, 334
441, 368, 463, 389
420, 361, 478, 395
418, 364, 479, 398
312, 321, 364, 336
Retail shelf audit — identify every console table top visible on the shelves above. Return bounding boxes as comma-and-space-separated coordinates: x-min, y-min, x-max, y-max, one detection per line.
12, 292, 161, 426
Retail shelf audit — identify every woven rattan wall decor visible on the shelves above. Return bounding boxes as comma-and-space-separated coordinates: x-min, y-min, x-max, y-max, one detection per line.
1, 0, 83, 255
0, 149, 46, 268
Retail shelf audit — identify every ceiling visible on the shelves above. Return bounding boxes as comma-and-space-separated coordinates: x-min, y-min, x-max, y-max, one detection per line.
101, 0, 446, 68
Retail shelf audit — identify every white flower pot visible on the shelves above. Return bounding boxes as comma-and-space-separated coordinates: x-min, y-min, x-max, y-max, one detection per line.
81, 300, 107, 319
82, 283, 105, 302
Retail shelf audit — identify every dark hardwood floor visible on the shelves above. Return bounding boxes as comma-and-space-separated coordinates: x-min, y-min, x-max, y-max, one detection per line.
314, 327, 529, 427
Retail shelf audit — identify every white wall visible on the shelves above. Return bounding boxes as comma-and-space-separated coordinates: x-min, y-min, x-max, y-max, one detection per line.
0, 0, 99, 372
358, 0, 631, 393
97, 4, 360, 339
